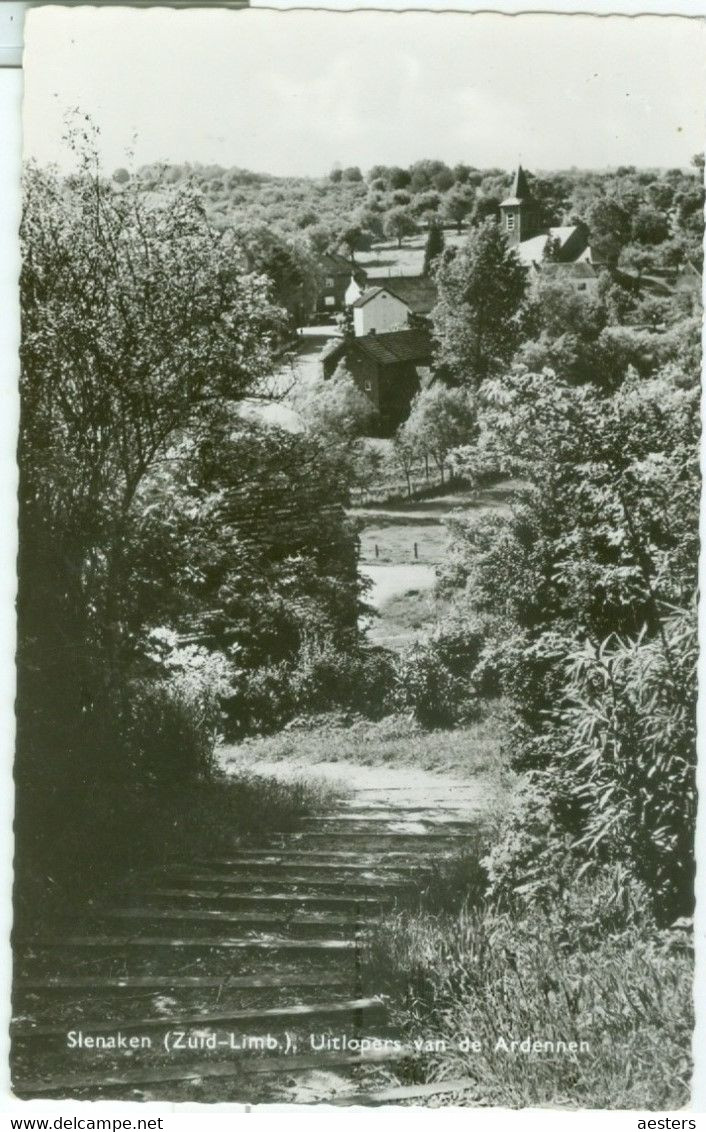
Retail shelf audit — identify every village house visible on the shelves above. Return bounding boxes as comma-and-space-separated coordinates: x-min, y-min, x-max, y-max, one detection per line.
315, 252, 367, 315
321, 327, 433, 435
345, 273, 437, 321
349, 285, 411, 336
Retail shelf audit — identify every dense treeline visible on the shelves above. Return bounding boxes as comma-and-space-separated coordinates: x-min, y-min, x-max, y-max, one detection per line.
123, 155, 704, 281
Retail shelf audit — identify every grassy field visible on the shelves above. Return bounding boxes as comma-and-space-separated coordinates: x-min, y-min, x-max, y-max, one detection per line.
221, 700, 511, 781
356, 231, 467, 280
355, 478, 519, 565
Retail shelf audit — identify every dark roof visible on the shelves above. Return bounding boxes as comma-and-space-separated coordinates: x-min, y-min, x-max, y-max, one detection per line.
352, 328, 433, 366
540, 261, 597, 279
319, 252, 365, 276
373, 275, 437, 314
501, 164, 534, 207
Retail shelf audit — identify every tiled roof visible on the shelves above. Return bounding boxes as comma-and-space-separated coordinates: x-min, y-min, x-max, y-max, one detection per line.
352, 328, 433, 366
374, 275, 437, 314
319, 252, 366, 276
516, 226, 589, 267
541, 261, 598, 279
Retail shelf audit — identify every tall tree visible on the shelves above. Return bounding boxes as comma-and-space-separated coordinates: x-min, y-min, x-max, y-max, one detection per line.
432, 219, 527, 386
423, 222, 445, 275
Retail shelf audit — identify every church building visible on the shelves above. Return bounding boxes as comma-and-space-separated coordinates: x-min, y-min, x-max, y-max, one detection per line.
500, 165, 599, 293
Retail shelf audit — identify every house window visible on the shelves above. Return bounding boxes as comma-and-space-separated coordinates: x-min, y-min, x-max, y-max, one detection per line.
577, 283, 587, 291
364, 380, 373, 393
506, 213, 515, 231
325, 276, 335, 287
324, 296, 335, 307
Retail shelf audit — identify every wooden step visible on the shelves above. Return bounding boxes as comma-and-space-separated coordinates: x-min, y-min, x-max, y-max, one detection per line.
167, 872, 413, 892
140, 889, 390, 908
16, 973, 349, 991
211, 848, 452, 863
106, 907, 379, 929
330, 1076, 478, 1106
13, 996, 384, 1039
306, 814, 478, 826
285, 831, 473, 842
14, 1045, 414, 1096
26, 935, 362, 953
191, 858, 431, 874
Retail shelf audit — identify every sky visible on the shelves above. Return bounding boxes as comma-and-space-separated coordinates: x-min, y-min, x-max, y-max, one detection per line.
22, 7, 706, 177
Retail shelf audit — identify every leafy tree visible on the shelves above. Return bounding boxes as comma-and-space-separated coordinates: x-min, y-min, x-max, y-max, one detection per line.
389, 431, 420, 499
442, 186, 474, 232
19, 147, 285, 781
586, 196, 632, 264
400, 384, 478, 484
342, 166, 363, 182
542, 235, 562, 261
432, 219, 528, 386
632, 205, 669, 246
339, 222, 371, 262
423, 222, 445, 275
383, 205, 417, 247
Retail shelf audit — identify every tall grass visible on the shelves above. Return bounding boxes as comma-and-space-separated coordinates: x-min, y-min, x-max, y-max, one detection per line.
366, 870, 692, 1108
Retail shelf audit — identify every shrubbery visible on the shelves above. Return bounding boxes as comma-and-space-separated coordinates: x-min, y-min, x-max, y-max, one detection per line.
444, 360, 699, 920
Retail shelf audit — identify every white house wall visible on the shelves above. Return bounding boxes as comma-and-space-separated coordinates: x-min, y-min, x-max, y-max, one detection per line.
353, 291, 410, 336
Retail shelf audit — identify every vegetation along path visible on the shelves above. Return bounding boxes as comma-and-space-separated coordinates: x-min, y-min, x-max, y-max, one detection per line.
13, 754, 497, 1105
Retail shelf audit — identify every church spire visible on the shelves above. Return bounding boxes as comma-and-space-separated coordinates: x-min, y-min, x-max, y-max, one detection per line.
500, 164, 539, 245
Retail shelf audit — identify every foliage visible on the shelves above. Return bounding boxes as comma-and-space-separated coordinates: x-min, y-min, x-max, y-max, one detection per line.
18, 140, 286, 789
367, 873, 692, 1108
383, 205, 417, 247
432, 220, 528, 386
422, 221, 445, 274
445, 365, 699, 918
400, 384, 478, 483
392, 639, 479, 728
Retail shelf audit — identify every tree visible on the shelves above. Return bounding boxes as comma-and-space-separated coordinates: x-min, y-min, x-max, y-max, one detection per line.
233, 222, 321, 327
586, 196, 632, 264
423, 222, 445, 275
294, 364, 374, 449
400, 384, 478, 484
339, 223, 372, 262
442, 186, 474, 232
411, 190, 442, 221
383, 206, 417, 248
432, 219, 528, 386
390, 431, 420, 499
632, 205, 669, 246
19, 147, 286, 782
342, 166, 363, 182
542, 235, 562, 261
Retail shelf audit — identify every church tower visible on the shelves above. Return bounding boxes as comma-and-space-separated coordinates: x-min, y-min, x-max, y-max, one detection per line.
500, 165, 540, 246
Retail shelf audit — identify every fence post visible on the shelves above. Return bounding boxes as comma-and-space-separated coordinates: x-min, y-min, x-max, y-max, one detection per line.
414, 542, 418, 560
375, 544, 379, 559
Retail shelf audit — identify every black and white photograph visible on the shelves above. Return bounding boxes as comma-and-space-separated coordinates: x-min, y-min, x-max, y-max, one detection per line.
10, 3, 705, 1108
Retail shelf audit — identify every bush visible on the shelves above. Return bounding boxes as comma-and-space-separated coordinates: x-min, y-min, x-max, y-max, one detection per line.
392, 640, 478, 728
225, 637, 397, 737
